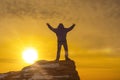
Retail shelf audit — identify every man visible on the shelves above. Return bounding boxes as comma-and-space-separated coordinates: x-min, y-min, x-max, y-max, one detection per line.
47, 23, 75, 61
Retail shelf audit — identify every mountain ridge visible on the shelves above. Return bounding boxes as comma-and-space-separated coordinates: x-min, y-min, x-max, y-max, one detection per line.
0, 60, 80, 80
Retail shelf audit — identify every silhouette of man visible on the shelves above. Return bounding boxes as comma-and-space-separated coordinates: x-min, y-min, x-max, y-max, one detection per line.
47, 23, 75, 61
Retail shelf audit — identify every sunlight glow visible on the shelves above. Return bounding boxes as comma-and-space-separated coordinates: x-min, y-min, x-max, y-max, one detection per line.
22, 47, 38, 64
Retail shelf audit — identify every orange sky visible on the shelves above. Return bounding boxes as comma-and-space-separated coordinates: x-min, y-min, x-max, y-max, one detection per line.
0, 0, 120, 80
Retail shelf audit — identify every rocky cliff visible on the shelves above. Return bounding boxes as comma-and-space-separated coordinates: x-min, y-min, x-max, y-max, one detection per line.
0, 60, 80, 80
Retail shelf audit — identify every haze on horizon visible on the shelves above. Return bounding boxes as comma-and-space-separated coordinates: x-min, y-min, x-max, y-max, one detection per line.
0, 0, 120, 80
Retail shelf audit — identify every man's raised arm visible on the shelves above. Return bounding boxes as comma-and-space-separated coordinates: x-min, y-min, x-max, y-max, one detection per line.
66, 24, 75, 32
47, 23, 56, 32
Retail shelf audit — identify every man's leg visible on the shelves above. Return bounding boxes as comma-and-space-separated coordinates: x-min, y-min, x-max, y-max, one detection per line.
56, 42, 62, 61
63, 41, 70, 60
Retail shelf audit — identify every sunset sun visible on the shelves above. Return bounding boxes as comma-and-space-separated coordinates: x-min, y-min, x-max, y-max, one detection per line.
22, 47, 38, 64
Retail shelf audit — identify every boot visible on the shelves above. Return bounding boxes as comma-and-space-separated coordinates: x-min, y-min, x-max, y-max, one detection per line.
65, 56, 71, 61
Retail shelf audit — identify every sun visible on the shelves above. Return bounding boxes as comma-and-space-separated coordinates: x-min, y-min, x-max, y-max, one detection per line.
22, 47, 38, 64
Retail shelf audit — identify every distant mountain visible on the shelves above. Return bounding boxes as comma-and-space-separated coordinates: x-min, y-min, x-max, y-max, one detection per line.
0, 60, 80, 80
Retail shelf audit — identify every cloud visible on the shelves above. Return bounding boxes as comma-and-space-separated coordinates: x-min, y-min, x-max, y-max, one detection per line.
0, 0, 120, 51
0, 0, 120, 21
0, 58, 17, 63
0, 0, 69, 19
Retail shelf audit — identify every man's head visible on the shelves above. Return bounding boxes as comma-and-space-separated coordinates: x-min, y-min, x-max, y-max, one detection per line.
58, 23, 64, 29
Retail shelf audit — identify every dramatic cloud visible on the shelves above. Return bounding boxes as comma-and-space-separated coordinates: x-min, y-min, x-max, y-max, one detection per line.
0, 0, 120, 52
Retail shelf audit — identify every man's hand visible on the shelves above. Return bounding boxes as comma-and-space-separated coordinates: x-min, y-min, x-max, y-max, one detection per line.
72, 24, 76, 27
46, 23, 50, 26
66, 24, 76, 32
47, 23, 56, 32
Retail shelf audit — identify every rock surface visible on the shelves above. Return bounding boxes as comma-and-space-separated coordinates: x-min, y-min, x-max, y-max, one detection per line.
0, 60, 80, 80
